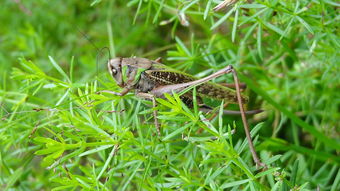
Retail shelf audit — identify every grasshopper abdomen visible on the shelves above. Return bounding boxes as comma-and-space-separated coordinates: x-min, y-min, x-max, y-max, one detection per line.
144, 69, 248, 104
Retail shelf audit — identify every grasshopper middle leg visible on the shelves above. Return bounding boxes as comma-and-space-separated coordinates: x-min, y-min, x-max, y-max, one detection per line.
99, 89, 162, 137
136, 92, 161, 137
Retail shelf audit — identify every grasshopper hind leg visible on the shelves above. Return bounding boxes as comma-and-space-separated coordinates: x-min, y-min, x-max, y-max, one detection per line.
149, 65, 267, 169
230, 67, 267, 169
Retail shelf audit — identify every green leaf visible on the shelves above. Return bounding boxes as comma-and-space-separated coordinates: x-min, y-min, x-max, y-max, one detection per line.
162, 123, 191, 141
240, 4, 266, 9
232, 8, 239, 42
255, 167, 280, 178
296, 16, 314, 34
211, 6, 236, 30
4, 167, 24, 191
48, 56, 71, 83
220, 179, 250, 189
79, 145, 114, 157
262, 21, 286, 37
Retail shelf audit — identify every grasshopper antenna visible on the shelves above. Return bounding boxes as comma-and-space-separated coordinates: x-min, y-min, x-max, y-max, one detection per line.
75, 27, 111, 84
76, 27, 101, 52
96, 47, 111, 78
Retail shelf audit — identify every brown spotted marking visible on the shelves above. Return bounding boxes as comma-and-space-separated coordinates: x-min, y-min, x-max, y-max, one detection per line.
144, 70, 247, 104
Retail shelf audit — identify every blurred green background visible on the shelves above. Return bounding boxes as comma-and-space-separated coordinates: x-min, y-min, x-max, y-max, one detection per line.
0, 0, 339, 190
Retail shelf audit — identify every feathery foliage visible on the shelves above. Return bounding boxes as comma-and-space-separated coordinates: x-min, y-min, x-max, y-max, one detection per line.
0, 0, 339, 190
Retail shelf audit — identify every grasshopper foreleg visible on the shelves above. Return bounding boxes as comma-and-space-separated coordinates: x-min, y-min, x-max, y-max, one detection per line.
150, 65, 266, 169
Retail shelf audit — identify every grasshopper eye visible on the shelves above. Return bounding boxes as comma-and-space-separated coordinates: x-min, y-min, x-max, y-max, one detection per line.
111, 68, 117, 75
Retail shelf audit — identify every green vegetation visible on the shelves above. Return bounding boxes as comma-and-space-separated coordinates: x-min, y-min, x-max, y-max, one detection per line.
1, 0, 339, 190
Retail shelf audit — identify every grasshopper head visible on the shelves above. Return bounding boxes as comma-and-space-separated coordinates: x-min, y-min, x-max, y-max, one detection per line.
108, 58, 124, 87
108, 57, 153, 88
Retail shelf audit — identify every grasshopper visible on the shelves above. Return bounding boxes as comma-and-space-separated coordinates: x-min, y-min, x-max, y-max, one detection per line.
101, 57, 266, 168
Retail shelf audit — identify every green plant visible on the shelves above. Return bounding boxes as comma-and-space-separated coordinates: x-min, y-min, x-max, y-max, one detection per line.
0, 0, 339, 190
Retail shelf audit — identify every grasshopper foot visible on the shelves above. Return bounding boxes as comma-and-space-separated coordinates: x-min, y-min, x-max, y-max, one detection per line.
256, 161, 268, 171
